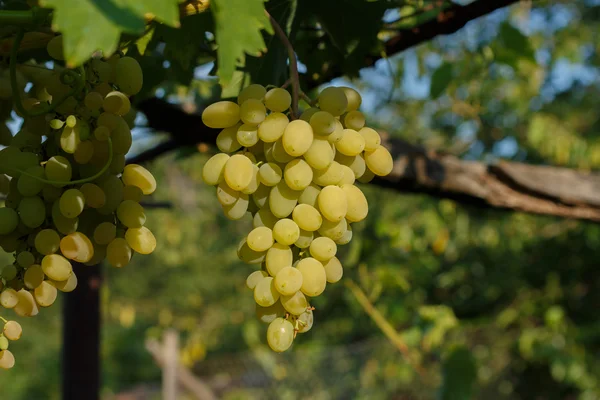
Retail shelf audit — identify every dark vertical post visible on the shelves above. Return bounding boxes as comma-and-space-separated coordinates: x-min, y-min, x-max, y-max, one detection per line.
62, 263, 102, 400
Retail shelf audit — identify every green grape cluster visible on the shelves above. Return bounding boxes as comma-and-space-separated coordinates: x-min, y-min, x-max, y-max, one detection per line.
0, 36, 157, 369
201, 84, 393, 352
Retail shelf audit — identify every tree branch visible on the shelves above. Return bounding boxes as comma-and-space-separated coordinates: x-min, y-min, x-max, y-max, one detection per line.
136, 98, 600, 223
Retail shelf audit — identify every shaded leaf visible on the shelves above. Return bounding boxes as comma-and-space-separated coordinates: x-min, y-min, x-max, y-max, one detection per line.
439, 346, 477, 400
430, 63, 453, 98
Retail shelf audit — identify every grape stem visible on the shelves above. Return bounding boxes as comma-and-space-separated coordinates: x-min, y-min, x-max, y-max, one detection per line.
265, 11, 300, 120
280, 78, 291, 90
0, 316, 7, 324
10, 29, 87, 118
300, 92, 316, 107
10, 138, 115, 186
0, 8, 51, 25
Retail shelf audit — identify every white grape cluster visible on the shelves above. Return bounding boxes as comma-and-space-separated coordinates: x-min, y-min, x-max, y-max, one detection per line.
201, 84, 393, 352
0, 36, 157, 369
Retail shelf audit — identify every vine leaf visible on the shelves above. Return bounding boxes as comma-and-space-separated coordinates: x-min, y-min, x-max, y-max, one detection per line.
210, 0, 273, 83
430, 63, 454, 98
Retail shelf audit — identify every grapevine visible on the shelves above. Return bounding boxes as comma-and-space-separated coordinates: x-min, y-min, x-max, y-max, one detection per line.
0, 33, 157, 369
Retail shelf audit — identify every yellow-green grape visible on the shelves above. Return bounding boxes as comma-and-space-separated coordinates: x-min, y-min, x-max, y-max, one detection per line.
303, 137, 334, 170
343, 111, 365, 130
266, 317, 294, 352
237, 84, 267, 104
93, 82, 112, 97
296, 309, 314, 333
335, 221, 353, 244
269, 181, 300, 218
0, 288, 18, 308
247, 226, 274, 252
358, 127, 381, 151
256, 301, 285, 324
358, 168, 375, 184
340, 87, 362, 112
97, 176, 124, 215
66, 115, 77, 128
294, 229, 314, 249
89, 58, 112, 82
216, 181, 239, 206
246, 270, 269, 290
335, 153, 366, 178
125, 227, 156, 255
280, 291, 308, 315
298, 183, 321, 208
79, 183, 105, 209
35, 229, 60, 255
107, 238, 132, 268
16, 251, 34, 268
17, 166, 45, 196
0, 208, 18, 235
236, 124, 259, 147
328, 120, 345, 143
282, 120, 313, 157
309, 236, 337, 261
59, 189, 85, 218
52, 200, 78, 234
14, 289, 39, 317
309, 111, 336, 136
251, 184, 270, 209
270, 139, 295, 163
239, 150, 257, 164
50, 273, 78, 293
49, 119, 64, 130
2, 265, 17, 280
273, 218, 300, 246
202, 101, 240, 128
364, 145, 394, 176
123, 185, 143, 202
110, 120, 133, 155
254, 276, 280, 307
274, 266, 303, 296
284, 159, 313, 190
117, 200, 146, 228
299, 107, 319, 122
84, 91, 104, 111
3, 321, 22, 341
292, 204, 322, 232
18, 196, 46, 228
114, 57, 143, 95
103, 91, 131, 116
97, 112, 120, 131
237, 239, 266, 264
265, 243, 292, 276
34, 281, 57, 307
312, 161, 343, 186
341, 184, 368, 222
258, 162, 282, 187
318, 218, 347, 241
318, 87, 348, 116
264, 88, 292, 113
323, 257, 343, 283
202, 153, 230, 186
224, 154, 254, 191
46, 35, 64, 60
24, 265, 45, 289
297, 257, 327, 297
241, 164, 260, 195
258, 112, 289, 143
336, 129, 365, 156
60, 126, 80, 154
339, 165, 356, 185
240, 98, 266, 125
0, 350, 15, 369
73, 141, 94, 164
253, 208, 278, 229
94, 126, 110, 141
318, 185, 347, 222
41, 254, 72, 281
122, 164, 157, 195
60, 232, 94, 263
222, 193, 249, 220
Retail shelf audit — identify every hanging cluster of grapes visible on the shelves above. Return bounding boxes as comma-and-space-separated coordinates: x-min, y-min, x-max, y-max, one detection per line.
201, 84, 394, 352
0, 36, 157, 369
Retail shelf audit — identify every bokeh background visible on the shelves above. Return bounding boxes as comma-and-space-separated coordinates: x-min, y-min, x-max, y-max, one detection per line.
1, 0, 600, 399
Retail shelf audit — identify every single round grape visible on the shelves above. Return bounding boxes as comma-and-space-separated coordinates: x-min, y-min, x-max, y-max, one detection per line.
292, 204, 322, 232
318, 218, 347, 241
123, 185, 143, 202
0, 337, 8, 351
60, 126, 80, 154
52, 199, 78, 235
318, 185, 348, 222
2, 265, 17, 280
125, 226, 156, 255
14, 289, 39, 317
258, 112, 289, 142
310, 111, 336, 135
237, 239, 266, 264
309, 236, 337, 261
0, 289, 18, 308
256, 301, 286, 324
240, 98, 266, 125
273, 218, 300, 245
223, 192, 249, 221
282, 120, 313, 157
17, 166, 45, 196
247, 226, 274, 252
107, 238, 132, 268
18, 196, 46, 228
327, 120, 345, 143
97, 176, 124, 215
253, 208, 278, 229
318, 87, 348, 116
34, 281, 58, 307
264, 88, 292, 112
60, 232, 94, 263
270, 139, 295, 163
254, 276, 280, 307
265, 243, 293, 276
41, 254, 72, 281
202, 101, 240, 128
0, 208, 18, 235
84, 91, 104, 111
111, 121, 133, 155
24, 265, 44, 289
343, 110, 365, 130
236, 124, 259, 147
312, 161, 344, 186
117, 200, 146, 228
284, 159, 313, 191
340, 87, 362, 112
0, 349, 15, 369
122, 164, 157, 195
258, 162, 282, 186
269, 181, 300, 218
49, 272, 78, 292
241, 164, 260, 195
266, 318, 294, 352
217, 181, 240, 206
103, 91, 131, 116
3, 320, 22, 341
280, 290, 309, 315
246, 270, 268, 290
217, 124, 242, 153
335, 153, 366, 178
202, 153, 230, 186
303, 137, 334, 170
339, 165, 356, 185
16, 251, 34, 268
341, 184, 369, 222
364, 145, 394, 176
80, 183, 106, 209
224, 154, 254, 191
114, 57, 143, 95
297, 257, 327, 297
358, 127, 381, 151
46, 35, 64, 60
336, 129, 365, 156
298, 183, 321, 208
237, 84, 267, 104
294, 229, 314, 249
358, 168, 375, 183
335, 223, 353, 245
296, 309, 314, 333
274, 266, 303, 296
323, 257, 344, 283
59, 189, 85, 218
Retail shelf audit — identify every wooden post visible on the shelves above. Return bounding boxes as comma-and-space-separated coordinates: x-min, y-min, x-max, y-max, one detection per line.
62, 263, 102, 400
163, 329, 179, 400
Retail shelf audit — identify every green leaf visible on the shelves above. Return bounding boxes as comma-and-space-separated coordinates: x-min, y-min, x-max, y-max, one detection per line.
210, 0, 273, 83
135, 26, 155, 56
439, 346, 477, 400
499, 22, 535, 61
430, 63, 453, 98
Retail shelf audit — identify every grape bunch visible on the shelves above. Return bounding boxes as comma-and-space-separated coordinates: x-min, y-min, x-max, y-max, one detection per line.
0, 36, 157, 369
201, 84, 393, 352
